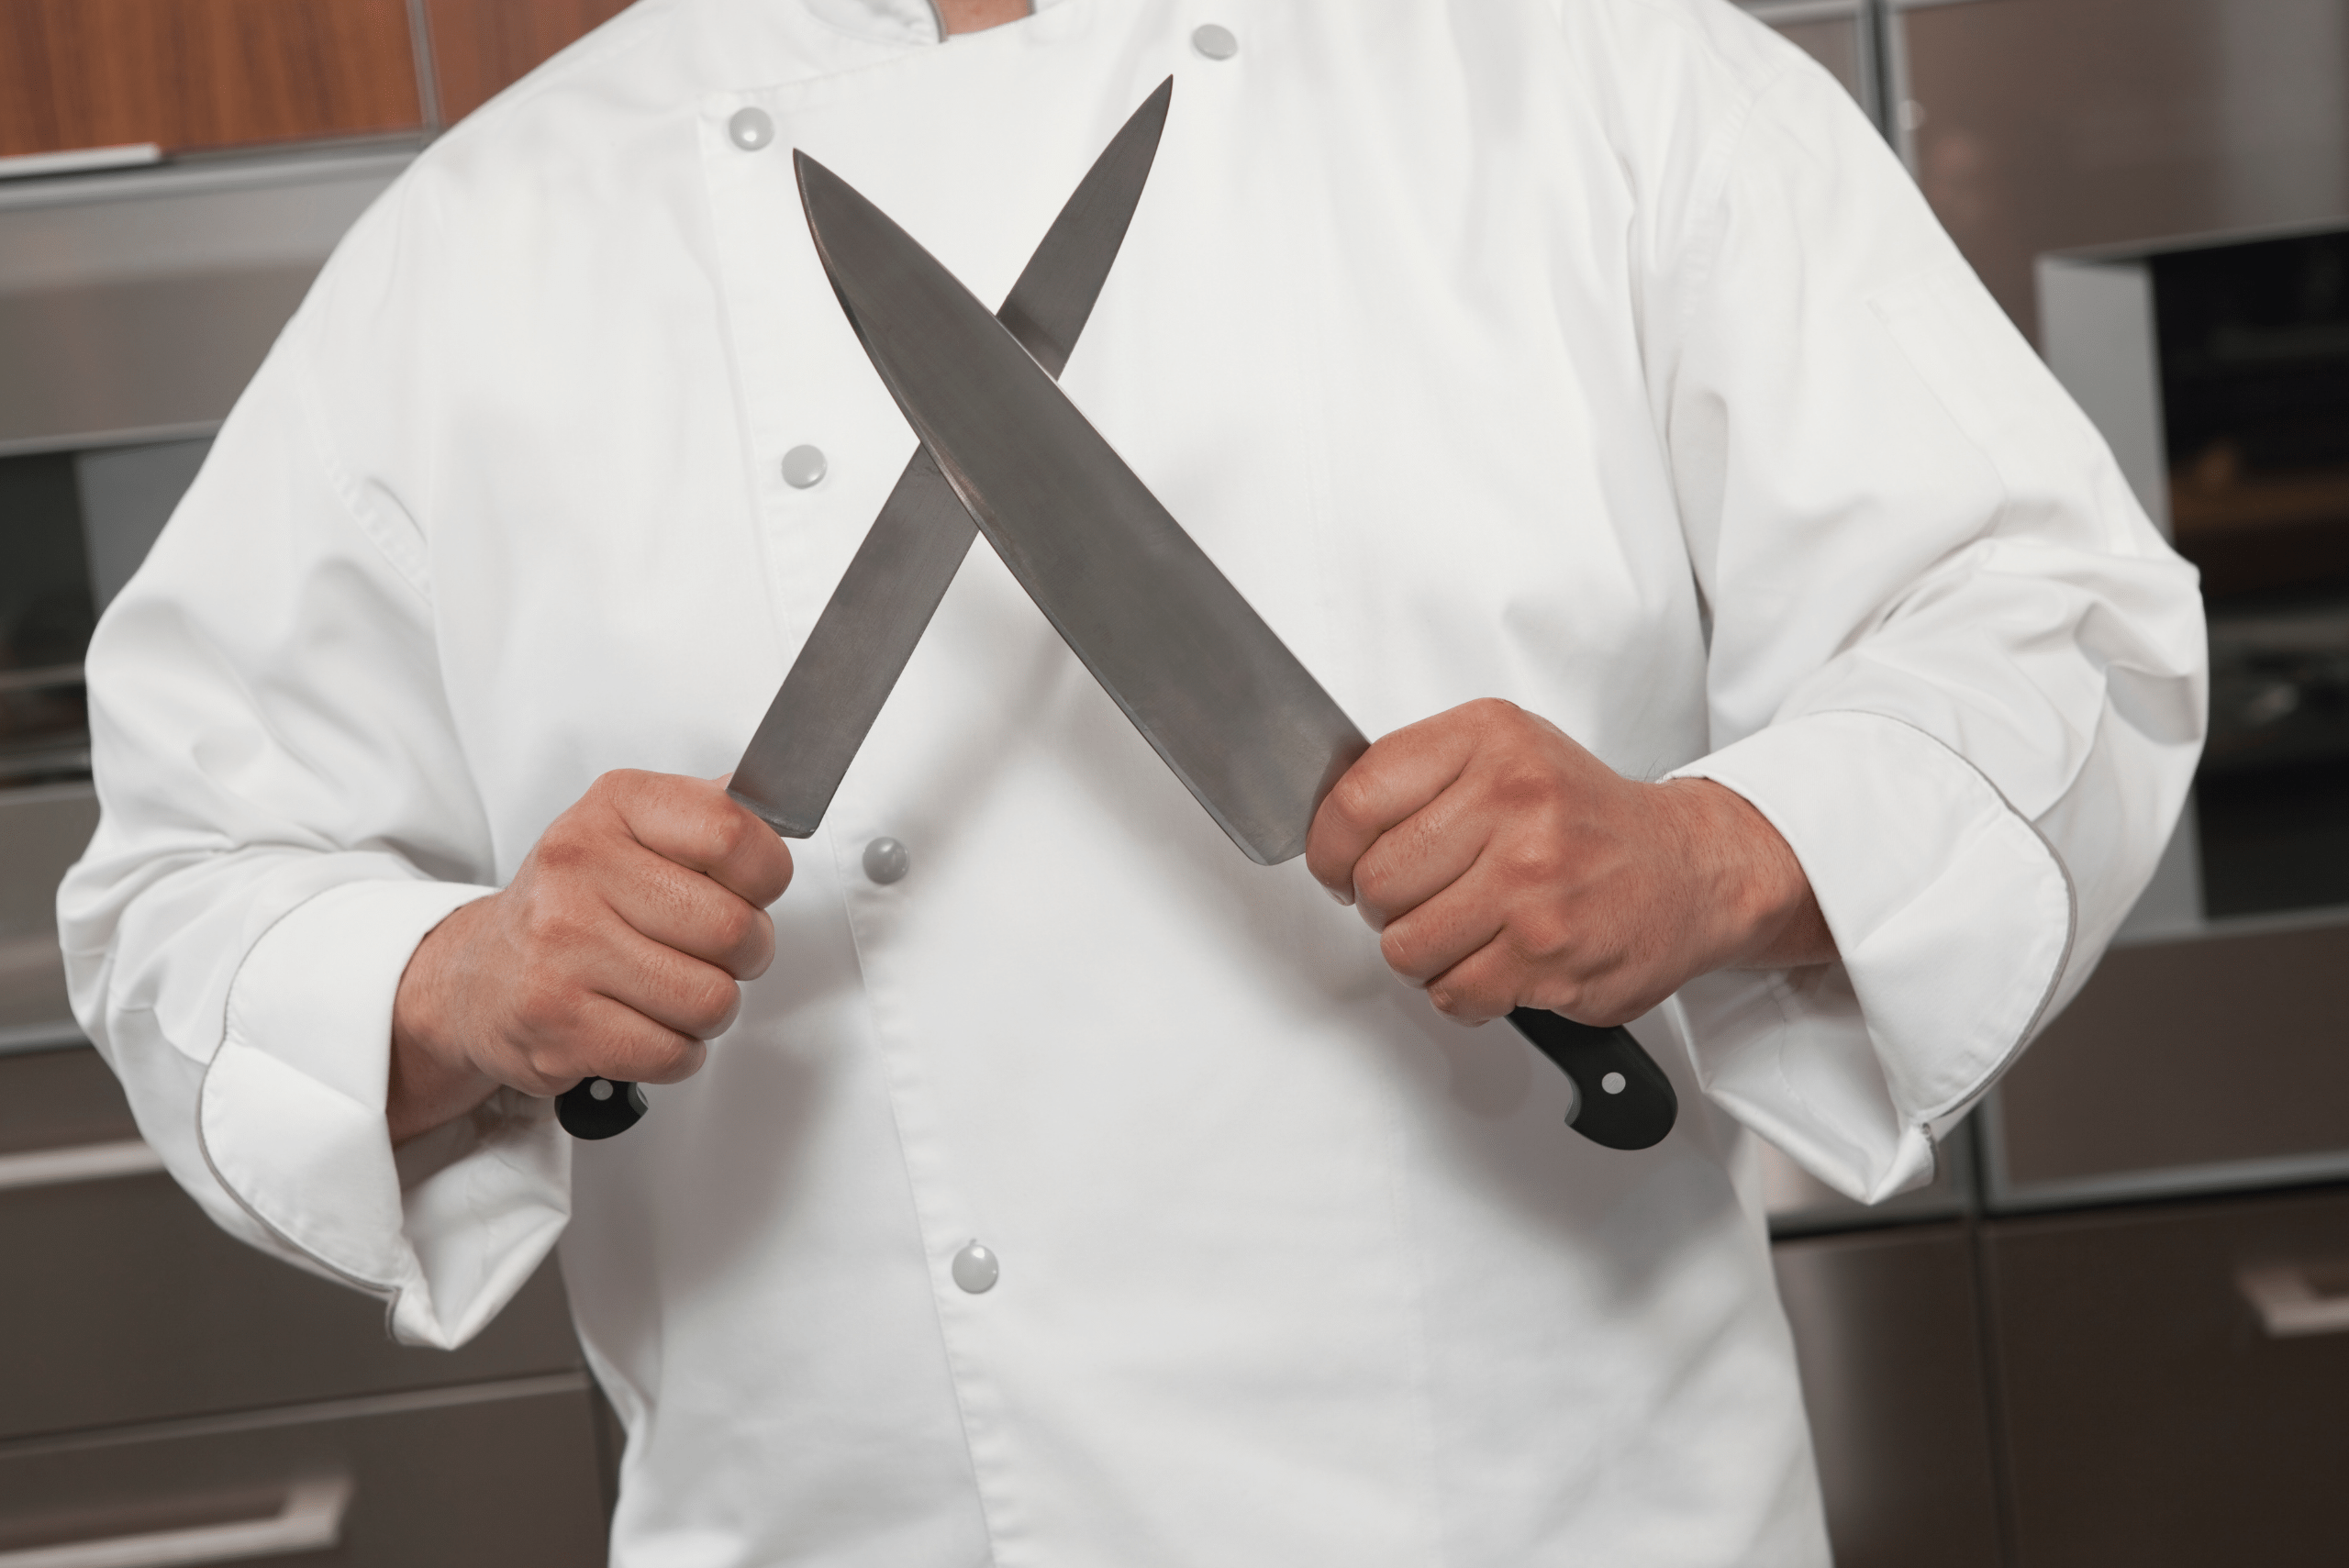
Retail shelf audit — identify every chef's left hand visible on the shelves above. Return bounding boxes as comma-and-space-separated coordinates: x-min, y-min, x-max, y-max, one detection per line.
1305, 698, 1833, 1027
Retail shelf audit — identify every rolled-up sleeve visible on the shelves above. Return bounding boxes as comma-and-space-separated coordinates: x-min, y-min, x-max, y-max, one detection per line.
56, 198, 568, 1345
1644, 42, 2207, 1200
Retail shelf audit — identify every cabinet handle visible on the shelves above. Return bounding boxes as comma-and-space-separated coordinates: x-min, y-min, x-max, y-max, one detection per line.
0, 1474, 351, 1568
0, 1139, 165, 1195
2237, 1263, 2349, 1339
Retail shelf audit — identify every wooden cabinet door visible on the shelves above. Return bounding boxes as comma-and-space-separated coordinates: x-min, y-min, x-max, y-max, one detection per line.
423, 0, 633, 125
0, 0, 424, 159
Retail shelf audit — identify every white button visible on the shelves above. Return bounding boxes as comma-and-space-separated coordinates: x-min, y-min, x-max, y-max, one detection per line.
728, 106, 774, 150
1601, 1071, 1627, 1095
1191, 24, 1238, 60
952, 1241, 999, 1294
782, 444, 827, 488
863, 836, 909, 884
587, 1079, 614, 1102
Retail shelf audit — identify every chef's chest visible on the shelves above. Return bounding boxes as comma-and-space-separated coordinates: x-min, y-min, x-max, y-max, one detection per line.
429, 42, 1698, 846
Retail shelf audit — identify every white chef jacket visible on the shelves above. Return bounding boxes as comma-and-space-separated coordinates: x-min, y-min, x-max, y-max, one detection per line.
60, 0, 2207, 1562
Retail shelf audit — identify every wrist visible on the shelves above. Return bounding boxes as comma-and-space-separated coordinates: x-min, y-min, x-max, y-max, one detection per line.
1661, 778, 1833, 973
388, 897, 500, 1143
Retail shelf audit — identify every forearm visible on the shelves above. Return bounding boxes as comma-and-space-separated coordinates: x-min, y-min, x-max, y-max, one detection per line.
1657, 778, 1834, 973
388, 897, 504, 1144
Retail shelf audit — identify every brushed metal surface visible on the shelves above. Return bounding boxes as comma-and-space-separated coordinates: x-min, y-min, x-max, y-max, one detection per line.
729, 79, 1173, 838
1898, 0, 2349, 339
0, 1385, 605, 1566
796, 150, 1366, 865
1985, 1185, 2349, 1565
0, 150, 406, 458
0, 1048, 584, 1441
1773, 1223, 2004, 1568
1987, 915, 2349, 1208
796, 144, 1678, 1149
0, 784, 98, 1054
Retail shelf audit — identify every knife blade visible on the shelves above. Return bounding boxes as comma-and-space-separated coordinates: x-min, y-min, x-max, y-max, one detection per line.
795, 151, 1679, 1150
554, 80, 1175, 1141
727, 76, 1175, 838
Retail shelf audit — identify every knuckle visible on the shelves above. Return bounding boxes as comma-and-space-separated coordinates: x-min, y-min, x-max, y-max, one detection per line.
1498, 836, 1568, 890
707, 806, 757, 862
1324, 770, 1382, 834
640, 1038, 707, 1085
708, 899, 756, 954
684, 973, 741, 1036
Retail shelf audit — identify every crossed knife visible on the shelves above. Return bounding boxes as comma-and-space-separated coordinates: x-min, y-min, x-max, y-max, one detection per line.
558, 80, 1676, 1151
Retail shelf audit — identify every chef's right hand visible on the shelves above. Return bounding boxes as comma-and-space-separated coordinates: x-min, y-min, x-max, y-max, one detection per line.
387, 770, 793, 1143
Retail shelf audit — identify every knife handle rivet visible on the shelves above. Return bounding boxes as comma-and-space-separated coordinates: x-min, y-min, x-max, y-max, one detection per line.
782, 444, 829, 488
728, 106, 775, 151
1190, 23, 1238, 60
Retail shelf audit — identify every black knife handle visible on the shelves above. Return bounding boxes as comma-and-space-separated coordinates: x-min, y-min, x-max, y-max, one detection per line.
1507, 1007, 1677, 1150
555, 1023, 1673, 1147
556, 1077, 647, 1140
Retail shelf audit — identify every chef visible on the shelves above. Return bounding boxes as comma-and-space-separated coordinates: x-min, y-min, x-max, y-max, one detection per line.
61, 0, 2206, 1562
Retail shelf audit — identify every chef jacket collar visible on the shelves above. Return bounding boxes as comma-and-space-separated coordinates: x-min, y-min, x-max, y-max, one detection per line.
802, 0, 1070, 46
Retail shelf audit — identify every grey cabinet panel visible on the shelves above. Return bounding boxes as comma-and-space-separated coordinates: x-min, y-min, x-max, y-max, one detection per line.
0, 1047, 584, 1442
1985, 1186, 2349, 1565
1, 1170, 584, 1440
0, 783, 96, 1050
0, 1041, 133, 1154
1773, 1224, 2004, 1568
1990, 918, 2349, 1207
1898, 0, 2349, 339
0, 1384, 607, 1565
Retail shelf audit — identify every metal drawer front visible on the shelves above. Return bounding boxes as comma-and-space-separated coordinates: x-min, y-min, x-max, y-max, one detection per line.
1989, 918, 2349, 1208
1773, 1223, 2004, 1568
1985, 1185, 2349, 1566
0, 785, 98, 1053
0, 1382, 607, 1567
0, 1050, 582, 1442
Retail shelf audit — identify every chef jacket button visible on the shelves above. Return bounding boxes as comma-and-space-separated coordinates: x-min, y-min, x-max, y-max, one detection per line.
863, 836, 909, 884
728, 106, 774, 150
1191, 23, 1238, 60
782, 444, 828, 488
952, 1241, 1000, 1295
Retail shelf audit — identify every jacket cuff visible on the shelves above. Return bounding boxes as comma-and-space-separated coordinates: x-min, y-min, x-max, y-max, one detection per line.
197, 878, 570, 1347
1666, 710, 2075, 1201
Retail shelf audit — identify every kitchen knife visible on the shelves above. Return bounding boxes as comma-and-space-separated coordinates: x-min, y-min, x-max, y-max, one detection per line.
555, 80, 1175, 1140
796, 152, 1679, 1150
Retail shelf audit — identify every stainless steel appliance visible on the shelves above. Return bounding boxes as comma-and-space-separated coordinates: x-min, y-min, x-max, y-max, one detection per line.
0, 149, 611, 1565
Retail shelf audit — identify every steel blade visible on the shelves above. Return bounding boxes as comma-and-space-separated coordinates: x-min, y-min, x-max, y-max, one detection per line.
729, 78, 1174, 836
796, 150, 1366, 865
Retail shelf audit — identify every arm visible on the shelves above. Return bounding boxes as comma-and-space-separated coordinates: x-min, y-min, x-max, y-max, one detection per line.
389, 772, 789, 1144
1306, 698, 1831, 1029
1312, 25, 2203, 1200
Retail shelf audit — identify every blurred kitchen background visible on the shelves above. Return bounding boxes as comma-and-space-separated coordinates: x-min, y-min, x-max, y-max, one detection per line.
3, 1, 2347, 1562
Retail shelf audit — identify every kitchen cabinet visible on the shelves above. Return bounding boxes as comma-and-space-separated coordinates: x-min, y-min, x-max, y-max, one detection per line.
1892, 0, 2349, 339
1987, 917, 2349, 1210
0, 1379, 607, 1564
1774, 1223, 2005, 1568
1985, 1186, 2349, 1565
425, 0, 635, 125
0, 1049, 587, 1442
0, 0, 424, 161
0, 0, 637, 168
0, 1042, 612, 1558
1742, 0, 1885, 128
